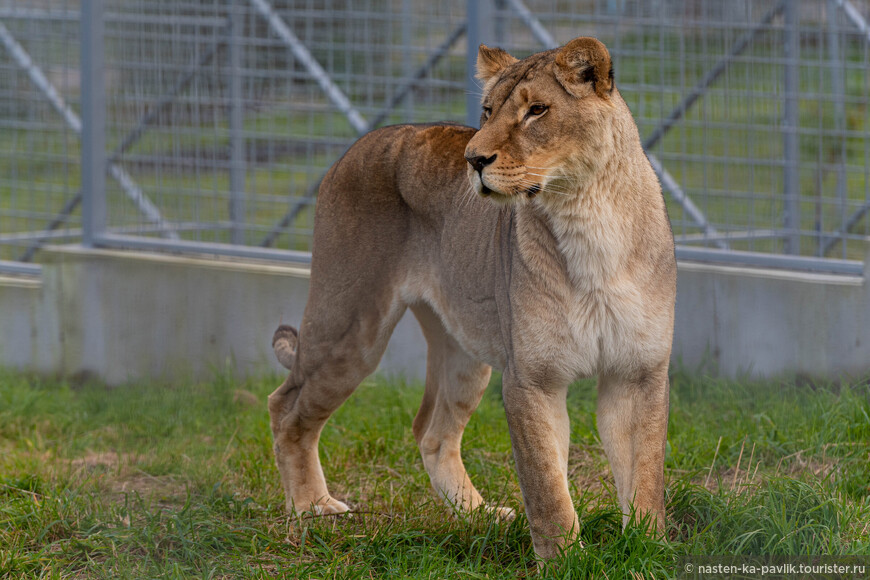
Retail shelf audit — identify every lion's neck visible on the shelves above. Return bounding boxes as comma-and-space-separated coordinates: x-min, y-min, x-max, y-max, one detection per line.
525, 151, 637, 290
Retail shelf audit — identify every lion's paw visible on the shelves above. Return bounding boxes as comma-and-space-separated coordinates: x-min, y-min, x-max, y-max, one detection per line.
312, 498, 350, 516
483, 504, 516, 522
288, 497, 351, 517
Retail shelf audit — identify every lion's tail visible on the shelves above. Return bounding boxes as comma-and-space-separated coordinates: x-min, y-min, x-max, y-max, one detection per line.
272, 324, 298, 370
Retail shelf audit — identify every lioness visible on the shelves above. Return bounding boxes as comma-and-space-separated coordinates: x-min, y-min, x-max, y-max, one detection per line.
268, 37, 676, 559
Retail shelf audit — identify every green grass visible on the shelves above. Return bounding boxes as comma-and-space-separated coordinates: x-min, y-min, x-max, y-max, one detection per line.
1, 368, 869, 578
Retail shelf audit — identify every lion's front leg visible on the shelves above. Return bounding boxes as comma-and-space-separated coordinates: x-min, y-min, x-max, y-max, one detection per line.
597, 365, 669, 533
502, 371, 580, 559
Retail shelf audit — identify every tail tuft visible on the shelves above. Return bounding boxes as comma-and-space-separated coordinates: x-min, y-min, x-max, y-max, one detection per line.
272, 324, 298, 370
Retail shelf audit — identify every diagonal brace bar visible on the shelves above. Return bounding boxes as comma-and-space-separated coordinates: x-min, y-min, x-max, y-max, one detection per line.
259, 22, 469, 248
502, 0, 557, 48
831, 0, 870, 43
642, 0, 786, 151
0, 19, 178, 240
247, 0, 369, 135
368, 22, 467, 129
502, 0, 726, 248
16, 29, 228, 261
647, 155, 727, 249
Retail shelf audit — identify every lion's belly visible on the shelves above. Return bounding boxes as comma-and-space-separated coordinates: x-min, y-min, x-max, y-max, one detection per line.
399, 268, 507, 369
438, 301, 507, 368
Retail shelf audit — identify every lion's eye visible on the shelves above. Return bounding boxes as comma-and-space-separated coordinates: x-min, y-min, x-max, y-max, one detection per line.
528, 104, 548, 117
482, 106, 492, 119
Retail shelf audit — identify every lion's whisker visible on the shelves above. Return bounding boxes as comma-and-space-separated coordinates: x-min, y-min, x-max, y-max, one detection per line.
460, 177, 479, 209
517, 178, 571, 195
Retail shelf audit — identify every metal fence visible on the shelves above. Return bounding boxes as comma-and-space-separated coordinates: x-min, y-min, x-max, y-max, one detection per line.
1, 0, 869, 275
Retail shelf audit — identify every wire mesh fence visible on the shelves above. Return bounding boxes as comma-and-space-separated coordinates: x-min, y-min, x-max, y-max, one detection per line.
1, 0, 868, 272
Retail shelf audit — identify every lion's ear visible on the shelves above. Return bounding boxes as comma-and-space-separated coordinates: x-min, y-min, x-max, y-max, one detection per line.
476, 44, 518, 83
555, 37, 613, 99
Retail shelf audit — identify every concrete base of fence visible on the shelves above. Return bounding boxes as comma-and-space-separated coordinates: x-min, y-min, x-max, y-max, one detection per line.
1, 244, 869, 385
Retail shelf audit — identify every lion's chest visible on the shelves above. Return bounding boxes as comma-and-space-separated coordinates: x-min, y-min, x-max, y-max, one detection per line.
564, 280, 651, 377
512, 270, 659, 382
529, 209, 666, 379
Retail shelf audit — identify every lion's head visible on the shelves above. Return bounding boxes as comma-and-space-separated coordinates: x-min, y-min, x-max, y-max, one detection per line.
464, 37, 620, 204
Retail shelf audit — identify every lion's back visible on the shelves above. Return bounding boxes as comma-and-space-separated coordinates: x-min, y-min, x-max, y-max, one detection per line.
317, 123, 475, 221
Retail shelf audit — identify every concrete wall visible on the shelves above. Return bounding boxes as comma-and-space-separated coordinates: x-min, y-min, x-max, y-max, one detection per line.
0, 273, 60, 374
1, 244, 868, 384
674, 259, 870, 378
0, 246, 426, 385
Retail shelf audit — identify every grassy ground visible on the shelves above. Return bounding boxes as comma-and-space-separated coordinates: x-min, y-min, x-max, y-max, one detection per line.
1, 368, 869, 578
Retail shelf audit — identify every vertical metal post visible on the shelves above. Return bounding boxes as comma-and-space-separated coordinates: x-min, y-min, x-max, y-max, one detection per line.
826, 0, 847, 256
466, 0, 482, 128
81, 0, 106, 247
229, 0, 246, 245
494, 0, 506, 45
466, 0, 495, 128
783, 0, 801, 254
402, 0, 414, 122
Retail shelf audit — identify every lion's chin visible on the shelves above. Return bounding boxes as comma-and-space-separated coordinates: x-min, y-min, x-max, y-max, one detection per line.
468, 172, 523, 205
479, 189, 516, 205
474, 182, 517, 205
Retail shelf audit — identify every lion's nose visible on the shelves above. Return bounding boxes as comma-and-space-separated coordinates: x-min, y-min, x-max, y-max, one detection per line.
465, 153, 497, 173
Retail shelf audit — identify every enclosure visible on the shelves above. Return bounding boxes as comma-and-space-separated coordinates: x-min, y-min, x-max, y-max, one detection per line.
2, 2, 870, 577
2, 0, 870, 382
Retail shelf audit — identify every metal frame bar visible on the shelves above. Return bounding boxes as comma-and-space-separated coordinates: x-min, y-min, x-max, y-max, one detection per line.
96, 233, 312, 265
4, 223, 231, 245
675, 245, 863, 276
782, 0, 801, 254
822, 205, 870, 257
675, 229, 783, 243
91, 236, 870, 278
259, 179, 322, 249
642, 0, 787, 151
646, 155, 728, 249
80, 0, 106, 247
502, 0, 557, 49
824, 0, 848, 258
466, 0, 485, 128
19, 194, 84, 262
5, 242, 860, 279
0, 7, 226, 27
229, 0, 246, 245
0, 260, 42, 276
832, 0, 870, 42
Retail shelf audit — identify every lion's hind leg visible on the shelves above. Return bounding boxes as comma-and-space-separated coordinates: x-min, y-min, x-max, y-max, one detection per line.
268, 297, 407, 517
410, 305, 513, 521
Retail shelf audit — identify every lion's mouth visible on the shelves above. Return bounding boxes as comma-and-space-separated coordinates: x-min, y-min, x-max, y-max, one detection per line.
471, 172, 514, 202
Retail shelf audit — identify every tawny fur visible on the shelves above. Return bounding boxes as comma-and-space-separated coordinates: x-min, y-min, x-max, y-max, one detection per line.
268, 37, 676, 560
